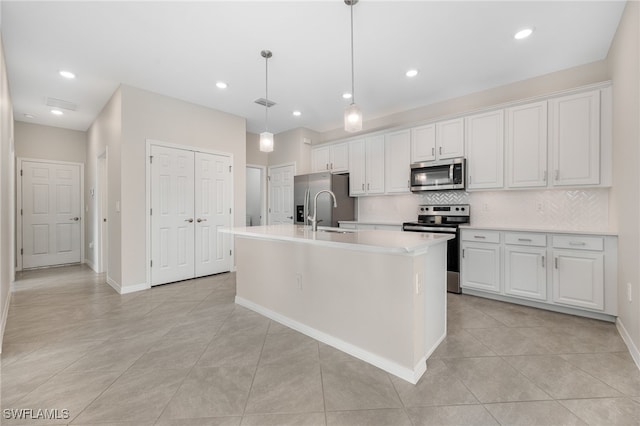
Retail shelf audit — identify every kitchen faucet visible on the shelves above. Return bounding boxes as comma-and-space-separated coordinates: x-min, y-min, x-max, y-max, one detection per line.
308, 190, 338, 231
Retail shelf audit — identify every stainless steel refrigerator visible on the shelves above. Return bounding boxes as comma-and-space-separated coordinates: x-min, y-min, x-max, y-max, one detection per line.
294, 172, 355, 228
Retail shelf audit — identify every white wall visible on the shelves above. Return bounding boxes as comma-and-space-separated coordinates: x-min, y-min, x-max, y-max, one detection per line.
246, 132, 268, 166
0, 32, 15, 353
608, 0, 640, 366
118, 85, 246, 290
268, 127, 317, 173
14, 121, 86, 164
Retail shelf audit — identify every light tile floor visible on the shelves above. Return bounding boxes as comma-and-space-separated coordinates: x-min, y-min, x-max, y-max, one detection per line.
1, 264, 640, 425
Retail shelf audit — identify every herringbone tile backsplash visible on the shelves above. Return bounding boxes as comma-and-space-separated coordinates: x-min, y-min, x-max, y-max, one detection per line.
357, 188, 610, 231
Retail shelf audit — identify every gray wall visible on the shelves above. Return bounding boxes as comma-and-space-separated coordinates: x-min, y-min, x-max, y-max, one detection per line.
14, 121, 86, 164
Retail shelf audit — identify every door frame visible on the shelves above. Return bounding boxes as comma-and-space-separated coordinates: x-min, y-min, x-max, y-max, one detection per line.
145, 139, 235, 287
16, 157, 85, 272
246, 164, 267, 226
96, 148, 108, 273
267, 162, 296, 225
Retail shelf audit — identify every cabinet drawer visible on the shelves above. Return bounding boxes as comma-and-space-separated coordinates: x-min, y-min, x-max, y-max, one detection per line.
552, 235, 603, 251
505, 233, 546, 247
461, 230, 500, 244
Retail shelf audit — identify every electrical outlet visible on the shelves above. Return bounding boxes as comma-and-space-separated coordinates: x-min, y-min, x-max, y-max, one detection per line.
296, 273, 303, 290
627, 282, 632, 302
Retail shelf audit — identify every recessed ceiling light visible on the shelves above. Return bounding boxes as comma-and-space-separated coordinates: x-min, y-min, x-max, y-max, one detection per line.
514, 28, 534, 40
216, 81, 228, 89
293, 110, 302, 117
51, 109, 64, 116
24, 113, 35, 119
406, 69, 419, 78
342, 92, 352, 100
59, 70, 76, 79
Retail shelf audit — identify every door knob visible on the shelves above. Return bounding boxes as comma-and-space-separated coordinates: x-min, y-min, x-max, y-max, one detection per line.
70, 217, 80, 221
287, 216, 293, 219
185, 218, 194, 223
197, 218, 207, 223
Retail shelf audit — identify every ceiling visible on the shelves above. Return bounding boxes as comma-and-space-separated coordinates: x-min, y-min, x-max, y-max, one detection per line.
1, 1, 626, 135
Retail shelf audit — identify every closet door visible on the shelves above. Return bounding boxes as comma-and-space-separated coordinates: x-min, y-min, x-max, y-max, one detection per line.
195, 152, 231, 277
151, 146, 195, 285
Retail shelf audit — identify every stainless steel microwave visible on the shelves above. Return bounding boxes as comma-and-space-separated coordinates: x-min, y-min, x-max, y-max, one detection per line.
410, 158, 465, 192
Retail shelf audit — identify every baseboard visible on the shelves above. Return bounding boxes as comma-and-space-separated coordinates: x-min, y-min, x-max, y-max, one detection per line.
107, 277, 149, 295
84, 258, 97, 273
616, 318, 640, 370
235, 296, 425, 384
0, 287, 12, 354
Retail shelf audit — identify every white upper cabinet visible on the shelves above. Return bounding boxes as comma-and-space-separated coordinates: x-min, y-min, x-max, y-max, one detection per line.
348, 136, 385, 196
385, 130, 411, 193
549, 90, 600, 186
411, 124, 436, 163
506, 101, 548, 188
411, 119, 464, 163
311, 142, 349, 173
465, 110, 504, 190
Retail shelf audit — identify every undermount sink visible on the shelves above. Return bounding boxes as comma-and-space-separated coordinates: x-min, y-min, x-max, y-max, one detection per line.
316, 227, 356, 234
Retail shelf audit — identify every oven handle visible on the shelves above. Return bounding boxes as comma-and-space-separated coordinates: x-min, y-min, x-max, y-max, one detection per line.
403, 225, 458, 233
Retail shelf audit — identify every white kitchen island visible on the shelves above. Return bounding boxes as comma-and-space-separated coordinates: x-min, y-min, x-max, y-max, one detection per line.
224, 224, 453, 384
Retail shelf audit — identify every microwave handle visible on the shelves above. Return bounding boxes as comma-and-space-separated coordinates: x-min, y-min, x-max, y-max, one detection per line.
449, 164, 454, 181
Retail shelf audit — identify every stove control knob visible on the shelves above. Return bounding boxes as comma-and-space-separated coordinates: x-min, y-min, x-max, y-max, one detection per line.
461, 207, 465, 211
455, 207, 460, 211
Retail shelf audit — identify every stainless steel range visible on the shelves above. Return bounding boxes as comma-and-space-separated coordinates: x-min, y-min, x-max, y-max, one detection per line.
402, 204, 470, 294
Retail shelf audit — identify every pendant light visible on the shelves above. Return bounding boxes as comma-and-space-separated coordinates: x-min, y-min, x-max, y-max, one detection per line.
259, 50, 274, 152
344, 0, 362, 133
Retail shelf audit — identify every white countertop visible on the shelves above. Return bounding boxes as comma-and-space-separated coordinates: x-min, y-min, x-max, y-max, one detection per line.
460, 224, 618, 237
223, 224, 453, 255
338, 220, 404, 226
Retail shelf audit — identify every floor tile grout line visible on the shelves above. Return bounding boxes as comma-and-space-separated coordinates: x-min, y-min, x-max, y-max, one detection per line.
239, 325, 269, 419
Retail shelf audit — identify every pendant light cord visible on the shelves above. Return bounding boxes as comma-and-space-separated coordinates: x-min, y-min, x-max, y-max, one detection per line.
265, 55, 269, 131
350, 1, 355, 105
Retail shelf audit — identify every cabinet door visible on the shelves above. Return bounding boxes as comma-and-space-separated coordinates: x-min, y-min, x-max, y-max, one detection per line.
311, 146, 331, 172
506, 101, 548, 188
331, 142, 349, 172
552, 250, 604, 311
348, 139, 366, 195
466, 110, 504, 190
366, 135, 386, 194
411, 124, 436, 163
385, 130, 411, 193
504, 246, 547, 301
550, 90, 600, 186
437, 118, 465, 159
461, 242, 501, 293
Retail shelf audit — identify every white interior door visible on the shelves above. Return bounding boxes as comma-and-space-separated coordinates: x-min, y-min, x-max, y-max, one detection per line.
151, 146, 195, 285
21, 161, 82, 268
98, 152, 108, 273
195, 152, 231, 277
268, 164, 294, 224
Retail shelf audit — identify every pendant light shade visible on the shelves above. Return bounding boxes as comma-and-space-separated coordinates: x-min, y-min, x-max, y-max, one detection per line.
259, 131, 274, 152
260, 50, 274, 152
344, 0, 362, 133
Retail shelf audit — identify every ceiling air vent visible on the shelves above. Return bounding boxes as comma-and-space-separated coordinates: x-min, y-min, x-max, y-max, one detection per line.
46, 97, 77, 111
254, 98, 276, 108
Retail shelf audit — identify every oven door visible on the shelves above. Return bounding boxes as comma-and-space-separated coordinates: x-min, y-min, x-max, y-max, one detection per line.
403, 225, 461, 294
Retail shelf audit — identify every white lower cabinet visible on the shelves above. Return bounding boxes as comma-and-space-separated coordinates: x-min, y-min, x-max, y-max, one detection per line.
504, 246, 547, 301
460, 228, 616, 319
461, 230, 501, 293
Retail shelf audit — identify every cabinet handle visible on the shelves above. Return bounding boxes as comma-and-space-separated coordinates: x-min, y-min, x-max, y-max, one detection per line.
362, 183, 365, 190
330, 162, 333, 169
468, 175, 472, 185
462, 249, 465, 258
432, 147, 435, 156
326, 163, 329, 170
367, 183, 370, 190
541, 255, 545, 267
407, 179, 410, 188
554, 257, 558, 269
473, 235, 486, 239
439, 146, 443, 155
569, 241, 587, 246
543, 170, 548, 182
555, 169, 559, 180
518, 238, 532, 242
